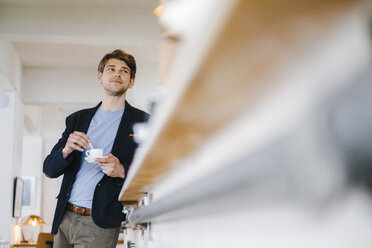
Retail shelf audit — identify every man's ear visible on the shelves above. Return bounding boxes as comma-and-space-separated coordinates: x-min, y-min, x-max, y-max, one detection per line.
97, 72, 103, 83
129, 78, 135, 88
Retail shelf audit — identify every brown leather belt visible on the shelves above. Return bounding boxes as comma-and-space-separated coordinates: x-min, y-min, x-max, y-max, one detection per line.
66, 202, 91, 216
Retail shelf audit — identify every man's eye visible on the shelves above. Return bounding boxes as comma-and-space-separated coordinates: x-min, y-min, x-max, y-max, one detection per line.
122, 70, 128, 73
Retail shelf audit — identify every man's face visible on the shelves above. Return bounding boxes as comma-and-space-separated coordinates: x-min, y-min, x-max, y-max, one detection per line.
98, 58, 134, 96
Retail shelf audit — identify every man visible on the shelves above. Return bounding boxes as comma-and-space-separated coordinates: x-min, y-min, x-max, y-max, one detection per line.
43, 49, 149, 248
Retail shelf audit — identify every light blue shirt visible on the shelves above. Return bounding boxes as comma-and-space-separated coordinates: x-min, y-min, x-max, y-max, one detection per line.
68, 107, 125, 208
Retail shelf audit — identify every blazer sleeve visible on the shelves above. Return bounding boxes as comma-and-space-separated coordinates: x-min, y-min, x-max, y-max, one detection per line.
43, 114, 76, 178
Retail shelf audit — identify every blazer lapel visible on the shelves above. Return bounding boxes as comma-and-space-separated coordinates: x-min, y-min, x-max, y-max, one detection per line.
111, 100, 133, 156
77, 102, 102, 133
72, 102, 101, 173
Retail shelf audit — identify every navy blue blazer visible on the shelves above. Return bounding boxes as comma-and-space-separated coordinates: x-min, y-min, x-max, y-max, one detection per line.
43, 101, 148, 234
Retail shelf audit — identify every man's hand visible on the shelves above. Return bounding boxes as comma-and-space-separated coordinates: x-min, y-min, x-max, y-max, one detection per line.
62, 131, 90, 159
95, 154, 125, 178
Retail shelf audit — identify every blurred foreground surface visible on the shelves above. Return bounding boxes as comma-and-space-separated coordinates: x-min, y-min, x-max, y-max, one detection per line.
120, 0, 372, 247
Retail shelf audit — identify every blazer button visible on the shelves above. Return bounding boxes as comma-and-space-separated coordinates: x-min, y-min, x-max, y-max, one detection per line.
98, 184, 101, 187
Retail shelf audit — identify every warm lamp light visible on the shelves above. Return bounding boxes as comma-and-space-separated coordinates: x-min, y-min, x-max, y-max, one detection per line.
20, 215, 46, 243
23, 215, 46, 226
153, 5, 164, 17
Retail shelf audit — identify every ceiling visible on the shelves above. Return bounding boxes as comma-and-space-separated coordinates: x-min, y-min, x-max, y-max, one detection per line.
0, 0, 161, 110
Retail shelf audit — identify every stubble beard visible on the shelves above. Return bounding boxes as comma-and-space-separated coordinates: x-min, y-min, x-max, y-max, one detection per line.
104, 85, 127, 97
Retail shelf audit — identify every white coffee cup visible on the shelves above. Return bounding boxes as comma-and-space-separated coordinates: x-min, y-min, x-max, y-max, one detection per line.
86, 148, 104, 158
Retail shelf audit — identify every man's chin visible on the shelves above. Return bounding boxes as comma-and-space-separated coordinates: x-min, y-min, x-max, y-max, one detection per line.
105, 88, 126, 97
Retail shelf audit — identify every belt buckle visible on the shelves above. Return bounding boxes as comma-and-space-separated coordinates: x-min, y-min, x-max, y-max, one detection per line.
73, 205, 86, 215
73, 205, 79, 215
72, 205, 77, 215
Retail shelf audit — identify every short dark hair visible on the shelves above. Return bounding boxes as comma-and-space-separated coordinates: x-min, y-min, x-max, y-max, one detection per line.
98, 49, 137, 79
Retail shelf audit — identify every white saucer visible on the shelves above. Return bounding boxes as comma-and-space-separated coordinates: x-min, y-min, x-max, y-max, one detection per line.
84, 156, 107, 163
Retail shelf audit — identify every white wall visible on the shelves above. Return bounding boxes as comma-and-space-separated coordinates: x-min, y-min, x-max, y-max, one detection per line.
0, 91, 24, 241
22, 68, 100, 104
0, 6, 159, 43
20, 136, 43, 242
39, 106, 68, 233
22, 67, 156, 112
0, 41, 22, 94
0, 40, 23, 242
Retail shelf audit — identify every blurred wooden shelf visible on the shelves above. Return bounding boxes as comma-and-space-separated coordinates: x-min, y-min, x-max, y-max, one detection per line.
119, 0, 358, 204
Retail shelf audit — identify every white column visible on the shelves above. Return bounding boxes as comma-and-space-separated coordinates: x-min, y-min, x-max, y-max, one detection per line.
0, 41, 24, 241
0, 91, 24, 241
